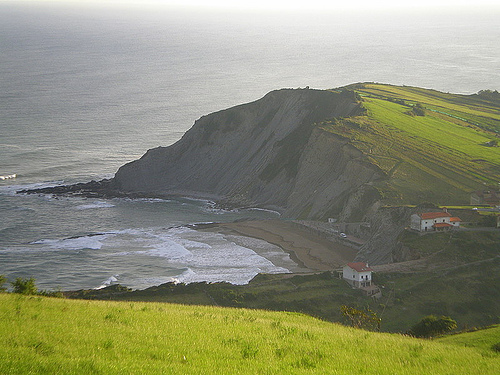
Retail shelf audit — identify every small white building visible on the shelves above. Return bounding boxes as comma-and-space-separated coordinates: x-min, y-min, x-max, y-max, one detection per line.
342, 262, 372, 288
410, 209, 461, 232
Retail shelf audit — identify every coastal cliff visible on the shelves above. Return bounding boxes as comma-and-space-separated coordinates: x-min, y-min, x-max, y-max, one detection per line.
19, 84, 500, 268
114, 88, 384, 220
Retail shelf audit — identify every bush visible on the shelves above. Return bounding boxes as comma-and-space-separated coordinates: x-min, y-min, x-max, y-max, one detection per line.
38, 289, 64, 298
340, 305, 381, 331
407, 315, 457, 338
406, 103, 426, 116
11, 277, 38, 295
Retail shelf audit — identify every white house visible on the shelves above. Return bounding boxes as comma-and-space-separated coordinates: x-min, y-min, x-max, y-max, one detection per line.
342, 262, 372, 288
410, 209, 461, 232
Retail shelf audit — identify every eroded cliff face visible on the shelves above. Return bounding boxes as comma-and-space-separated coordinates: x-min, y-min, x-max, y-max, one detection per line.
355, 207, 413, 265
113, 88, 384, 220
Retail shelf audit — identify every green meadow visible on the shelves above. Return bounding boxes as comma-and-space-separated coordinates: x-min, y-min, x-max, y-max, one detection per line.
1, 293, 499, 374
436, 324, 500, 355
323, 83, 500, 205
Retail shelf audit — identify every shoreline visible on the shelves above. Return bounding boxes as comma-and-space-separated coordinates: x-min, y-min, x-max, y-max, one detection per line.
199, 219, 357, 273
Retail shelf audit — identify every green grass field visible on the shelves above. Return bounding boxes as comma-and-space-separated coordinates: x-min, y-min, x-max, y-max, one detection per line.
322, 83, 500, 205
436, 325, 500, 353
374, 230, 500, 331
1, 293, 499, 374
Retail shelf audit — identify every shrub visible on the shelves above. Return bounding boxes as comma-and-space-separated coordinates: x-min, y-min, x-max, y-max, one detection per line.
340, 305, 381, 331
406, 103, 426, 116
407, 315, 457, 338
38, 289, 64, 298
11, 277, 38, 295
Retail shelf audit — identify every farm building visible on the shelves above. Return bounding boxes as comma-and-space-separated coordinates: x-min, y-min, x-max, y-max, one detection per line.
410, 209, 461, 232
342, 262, 373, 288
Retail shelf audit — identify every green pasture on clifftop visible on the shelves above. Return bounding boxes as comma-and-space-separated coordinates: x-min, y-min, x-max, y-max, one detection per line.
323, 83, 500, 205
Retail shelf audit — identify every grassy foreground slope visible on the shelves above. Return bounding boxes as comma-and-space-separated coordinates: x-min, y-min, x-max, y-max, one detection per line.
1, 294, 499, 374
324, 83, 500, 205
436, 324, 500, 355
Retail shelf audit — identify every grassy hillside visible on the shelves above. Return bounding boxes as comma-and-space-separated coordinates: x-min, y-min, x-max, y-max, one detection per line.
323, 83, 500, 205
1, 294, 499, 374
373, 229, 500, 331
436, 324, 500, 355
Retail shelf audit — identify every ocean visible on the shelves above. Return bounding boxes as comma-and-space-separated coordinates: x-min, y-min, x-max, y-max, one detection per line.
1, 2, 499, 290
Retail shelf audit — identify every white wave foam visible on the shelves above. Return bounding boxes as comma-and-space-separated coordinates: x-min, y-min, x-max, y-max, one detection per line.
176, 268, 197, 282
133, 198, 172, 203
75, 201, 115, 210
96, 227, 193, 260
94, 275, 119, 290
200, 204, 238, 214
242, 207, 282, 216
21, 225, 293, 288
155, 230, 292, 285
98, 227, 290, 284
0, 174, 16, 180
147, 236, 192, 259
32, 235, 107, 250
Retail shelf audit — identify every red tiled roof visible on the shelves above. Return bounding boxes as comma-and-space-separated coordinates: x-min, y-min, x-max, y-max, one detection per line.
450, 217, 461, 222
346, 262, 372, 272
420, 212, 452, 220
433, 223, 452, 228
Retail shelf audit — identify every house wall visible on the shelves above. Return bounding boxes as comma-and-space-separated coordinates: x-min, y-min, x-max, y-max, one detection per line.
342, 266, 372, 287
420, 219, 438, 231
410, 214, 421, 231
412, 214, 453, 232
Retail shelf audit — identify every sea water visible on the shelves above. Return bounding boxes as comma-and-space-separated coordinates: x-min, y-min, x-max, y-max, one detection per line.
1, 2, 499, 290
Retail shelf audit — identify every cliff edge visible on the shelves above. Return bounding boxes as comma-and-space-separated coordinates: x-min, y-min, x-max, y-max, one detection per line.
113, 88, 384, 220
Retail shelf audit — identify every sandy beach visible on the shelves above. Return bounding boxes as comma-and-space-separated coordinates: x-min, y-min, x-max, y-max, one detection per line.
202, 220, 357, 272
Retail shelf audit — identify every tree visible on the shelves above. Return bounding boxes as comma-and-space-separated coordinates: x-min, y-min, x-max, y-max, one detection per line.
340, 305, 381, 331
407, 315, 457, 338
11, 277, 38, 295
406, 102, 426, 116
0, 275, 7, 292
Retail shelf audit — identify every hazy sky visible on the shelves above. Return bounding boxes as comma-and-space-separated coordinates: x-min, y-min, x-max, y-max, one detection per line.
11, 0, 500, 11
156, 0, 498, 10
